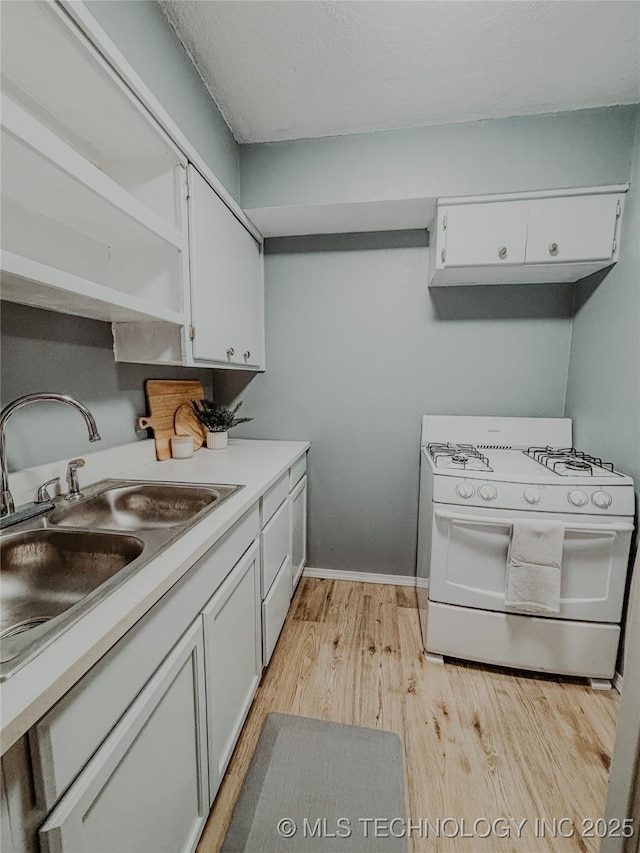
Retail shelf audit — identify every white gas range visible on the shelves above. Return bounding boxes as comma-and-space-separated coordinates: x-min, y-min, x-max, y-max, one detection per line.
416, 415, 635, 689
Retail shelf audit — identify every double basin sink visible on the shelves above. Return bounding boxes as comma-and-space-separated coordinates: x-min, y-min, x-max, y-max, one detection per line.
0, 479, 243, 679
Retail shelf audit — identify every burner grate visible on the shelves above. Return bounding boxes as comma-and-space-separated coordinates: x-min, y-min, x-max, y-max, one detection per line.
524, 446, 619, 477
427, 442, 493, 472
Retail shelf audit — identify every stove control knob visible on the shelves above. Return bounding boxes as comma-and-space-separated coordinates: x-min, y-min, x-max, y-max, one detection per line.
523, 488, 541, 505
592, 490, 612, 509
456, 483, 475, 500
478, 484, 497, 501
568, 489, 589, 507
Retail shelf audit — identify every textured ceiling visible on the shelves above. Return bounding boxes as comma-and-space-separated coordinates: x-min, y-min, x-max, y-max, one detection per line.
159, 1, 640, 144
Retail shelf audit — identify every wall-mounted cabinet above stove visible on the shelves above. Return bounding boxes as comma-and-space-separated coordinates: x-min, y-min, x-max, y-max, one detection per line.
428, 185, 627, 287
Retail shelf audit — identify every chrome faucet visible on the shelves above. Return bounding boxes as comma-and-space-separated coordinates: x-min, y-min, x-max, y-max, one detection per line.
0, 393, 101, 522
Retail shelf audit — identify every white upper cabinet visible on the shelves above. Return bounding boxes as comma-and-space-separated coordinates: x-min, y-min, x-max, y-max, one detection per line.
429, 187, 626, 287
525, 194, 621, 264
188, 166, 265, 370
441, 201, 528, 267
1, 0, 266, 370
0, 1, 188, 324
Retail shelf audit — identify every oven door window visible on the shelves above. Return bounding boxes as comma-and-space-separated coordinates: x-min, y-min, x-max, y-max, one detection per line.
428, 505, 632, 622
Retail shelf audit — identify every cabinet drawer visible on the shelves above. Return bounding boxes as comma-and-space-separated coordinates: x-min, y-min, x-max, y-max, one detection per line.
262, 557, 292, 665
289, 454, 307, 491
260, 473, 288, 526
261, 497, 290, 598
30, 505, 259, 810
39, 621, 209, 853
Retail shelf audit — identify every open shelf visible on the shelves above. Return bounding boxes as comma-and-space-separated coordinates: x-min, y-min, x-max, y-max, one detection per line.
2, 99, 183, 250
1, 253, 186, 326
1, 0, 185, 231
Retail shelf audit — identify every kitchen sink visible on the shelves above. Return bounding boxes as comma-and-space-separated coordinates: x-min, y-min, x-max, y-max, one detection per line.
1, 529, 143, 645
0, 479, 243, 678
49, 482, 238, 532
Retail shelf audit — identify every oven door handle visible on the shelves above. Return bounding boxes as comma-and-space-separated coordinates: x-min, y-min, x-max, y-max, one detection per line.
434, 509, 634, 535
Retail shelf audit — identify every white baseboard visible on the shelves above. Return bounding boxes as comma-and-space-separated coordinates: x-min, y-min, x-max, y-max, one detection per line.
302, 567, 415, 587
612, 670, 623, 693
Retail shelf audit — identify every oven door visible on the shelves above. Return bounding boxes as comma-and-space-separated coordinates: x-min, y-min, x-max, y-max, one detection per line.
429, 504, 633, 622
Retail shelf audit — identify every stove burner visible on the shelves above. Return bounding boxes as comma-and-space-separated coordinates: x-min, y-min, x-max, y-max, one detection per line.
564, 459, 591, 471
427, 442, 493, 472
451, 454, 469, 464
524, 446, 619, 477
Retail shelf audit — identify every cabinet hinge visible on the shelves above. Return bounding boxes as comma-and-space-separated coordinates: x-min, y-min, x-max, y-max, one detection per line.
184, 174, 190, 201
616, 200, 621, 218
612, 239, 617, 255
189, 325, 196, 341
442, 214, 447, 231
441, 249, 446, 264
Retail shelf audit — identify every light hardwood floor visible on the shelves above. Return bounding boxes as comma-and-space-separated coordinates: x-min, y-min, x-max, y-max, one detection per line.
197, 578, 619, 852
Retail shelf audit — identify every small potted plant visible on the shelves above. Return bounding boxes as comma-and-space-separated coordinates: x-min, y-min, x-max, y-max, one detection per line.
191, 399, 252, 449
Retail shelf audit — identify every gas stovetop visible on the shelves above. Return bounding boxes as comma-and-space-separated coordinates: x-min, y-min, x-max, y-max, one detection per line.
427, 443, 493, 472
524, 446, 623, 478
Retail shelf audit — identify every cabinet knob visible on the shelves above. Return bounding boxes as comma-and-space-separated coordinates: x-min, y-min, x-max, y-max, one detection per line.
244, 351, 251, 360
227, 347, 235, 357
498, 246, 507, 260
548, 242, 559, 256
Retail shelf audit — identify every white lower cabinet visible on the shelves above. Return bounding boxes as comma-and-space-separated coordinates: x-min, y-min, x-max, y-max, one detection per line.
261, 497, 291, 597
39, 621, 209, 853
2, 457, 309, 851
290, 474, 308, 590
262, 557, 293, 665
202, 541, 261, 802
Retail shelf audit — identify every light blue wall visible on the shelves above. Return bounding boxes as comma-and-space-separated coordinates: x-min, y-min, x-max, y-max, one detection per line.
85, 0, 239, 200
232, 105, 638, 577
566, 113, 640, 526
240, 107, 638, 209
0, 302, 213, 471
228, 232, 574, 576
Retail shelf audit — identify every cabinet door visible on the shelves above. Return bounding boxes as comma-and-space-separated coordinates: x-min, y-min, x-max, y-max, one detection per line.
262, 556, 292, 665
442, 201, 528, 267
39, 622, 209, 853
233, 217, 264, 369
202, 541, 261, 802
290, 475, 307, 590
525, 194, 621, 264
188, 165, 263, 367
261, 496, 290, 598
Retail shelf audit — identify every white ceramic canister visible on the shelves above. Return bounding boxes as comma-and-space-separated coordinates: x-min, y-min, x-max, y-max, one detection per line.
170, 435, 194, 459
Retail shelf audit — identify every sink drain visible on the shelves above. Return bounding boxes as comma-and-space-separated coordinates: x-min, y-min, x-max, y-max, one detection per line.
0, 617, 50, 640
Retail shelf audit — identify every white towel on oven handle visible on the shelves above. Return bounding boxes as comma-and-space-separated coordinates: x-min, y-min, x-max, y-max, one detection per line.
505, 519, 565, 615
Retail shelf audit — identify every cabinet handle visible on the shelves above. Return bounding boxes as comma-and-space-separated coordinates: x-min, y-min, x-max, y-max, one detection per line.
498, 246, 507, 260
548, 242, 559, 256
244, 351, 251, 360
227, 347, 235, 357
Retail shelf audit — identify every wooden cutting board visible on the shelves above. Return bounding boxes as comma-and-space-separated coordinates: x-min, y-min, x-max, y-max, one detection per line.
174, 402, 206, 450
137, 380, 205, 460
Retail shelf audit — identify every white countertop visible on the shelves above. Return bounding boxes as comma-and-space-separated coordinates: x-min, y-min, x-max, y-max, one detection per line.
0, 438, 309, 755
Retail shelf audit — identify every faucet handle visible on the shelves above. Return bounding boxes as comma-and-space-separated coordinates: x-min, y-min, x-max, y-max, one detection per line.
35, 477, 60, 504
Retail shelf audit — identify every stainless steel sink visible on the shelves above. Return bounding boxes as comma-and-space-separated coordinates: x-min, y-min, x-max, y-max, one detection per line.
1, 529, 144, 656
49, 482, 237, 531
0, 479, 243, 678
